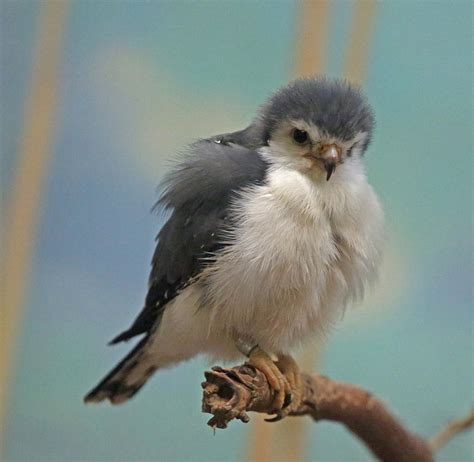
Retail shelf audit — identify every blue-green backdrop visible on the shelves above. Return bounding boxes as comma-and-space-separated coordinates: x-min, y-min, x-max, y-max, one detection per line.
2, 1, 472, 460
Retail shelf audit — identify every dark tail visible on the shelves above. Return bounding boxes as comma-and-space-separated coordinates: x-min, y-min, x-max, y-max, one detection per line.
84, 337, 158, 405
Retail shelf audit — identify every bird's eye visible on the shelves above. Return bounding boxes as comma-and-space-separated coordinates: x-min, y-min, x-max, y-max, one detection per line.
292, 128, 308, 144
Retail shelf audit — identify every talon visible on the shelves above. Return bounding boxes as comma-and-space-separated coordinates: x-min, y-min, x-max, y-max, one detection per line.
283, 393, 292, 409
275, 354, 302, 416
246, 347, 287, 412
246, 348, 301, 420
265, 414, 283, 423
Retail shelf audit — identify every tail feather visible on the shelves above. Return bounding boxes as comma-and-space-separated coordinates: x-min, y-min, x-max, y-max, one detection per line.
84, 336, 158, 405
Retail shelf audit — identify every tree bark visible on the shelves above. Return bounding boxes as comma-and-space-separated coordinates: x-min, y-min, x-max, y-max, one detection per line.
202, 364, 435, 462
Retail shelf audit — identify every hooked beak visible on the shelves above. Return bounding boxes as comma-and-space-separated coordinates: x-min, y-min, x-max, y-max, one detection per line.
321, 145, 340, 181
325, 163, 336, 181
307, 144, 341, 181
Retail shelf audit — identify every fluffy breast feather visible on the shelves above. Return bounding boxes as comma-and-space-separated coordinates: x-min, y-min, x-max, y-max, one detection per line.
204, 159, 384, 355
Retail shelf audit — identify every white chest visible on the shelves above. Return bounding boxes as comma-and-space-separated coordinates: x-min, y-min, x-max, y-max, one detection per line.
206, 164, 384, 354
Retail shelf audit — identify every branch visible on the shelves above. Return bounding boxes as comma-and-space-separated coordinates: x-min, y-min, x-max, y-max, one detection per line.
429, 407, 474, 452
202, 364, 435, 462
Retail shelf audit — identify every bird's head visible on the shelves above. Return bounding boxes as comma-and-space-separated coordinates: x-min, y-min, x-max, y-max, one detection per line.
258, 77, 374, 181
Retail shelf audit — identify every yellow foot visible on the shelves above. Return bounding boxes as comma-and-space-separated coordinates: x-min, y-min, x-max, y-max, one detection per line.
270, 354, 302, 421
246, 348, 301, 421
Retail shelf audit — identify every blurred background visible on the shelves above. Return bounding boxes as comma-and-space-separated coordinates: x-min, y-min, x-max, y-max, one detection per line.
1, 1, 472, 461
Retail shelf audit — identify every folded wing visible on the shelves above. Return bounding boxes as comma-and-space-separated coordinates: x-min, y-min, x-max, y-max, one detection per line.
110, 138, 268, 344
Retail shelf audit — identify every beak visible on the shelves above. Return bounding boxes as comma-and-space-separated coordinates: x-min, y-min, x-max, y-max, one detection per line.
320, 145, 341, 181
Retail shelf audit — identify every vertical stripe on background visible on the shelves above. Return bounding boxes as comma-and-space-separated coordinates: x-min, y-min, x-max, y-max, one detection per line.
292, 0, 330, 78
344, 0, 378, 85
247, 1, 330, 460
247, 1, 378, 460
0, 1, 68, 454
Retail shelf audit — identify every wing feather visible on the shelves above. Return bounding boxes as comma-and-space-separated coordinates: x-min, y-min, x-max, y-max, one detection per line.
110, 138, 268, 344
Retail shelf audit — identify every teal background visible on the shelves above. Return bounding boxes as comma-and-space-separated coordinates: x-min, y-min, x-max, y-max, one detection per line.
2, 1, 472, 460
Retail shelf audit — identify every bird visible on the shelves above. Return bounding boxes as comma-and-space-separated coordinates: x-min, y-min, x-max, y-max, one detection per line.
84, 77, 385, 419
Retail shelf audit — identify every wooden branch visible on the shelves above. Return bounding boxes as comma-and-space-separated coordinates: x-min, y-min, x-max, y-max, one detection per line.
429, 407, 474, 452
201, 364, 435, 462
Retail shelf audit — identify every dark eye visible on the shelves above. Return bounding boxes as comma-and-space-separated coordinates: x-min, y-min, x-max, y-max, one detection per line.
292, 128, 308, 144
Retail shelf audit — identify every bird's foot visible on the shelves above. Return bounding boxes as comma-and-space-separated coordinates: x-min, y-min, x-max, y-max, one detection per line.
268, 354, 302, 421
246, 348, 301, 421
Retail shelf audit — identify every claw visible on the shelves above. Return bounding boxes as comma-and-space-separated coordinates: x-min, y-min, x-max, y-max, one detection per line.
274, 354, 302, 417
246, 347, 288, 412
283, 393, 292, 409
265, 414, 284, 423
246, 348, 301, 421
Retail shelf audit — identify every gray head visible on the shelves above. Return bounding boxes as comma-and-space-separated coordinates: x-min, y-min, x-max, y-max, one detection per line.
258, 77, 375, 180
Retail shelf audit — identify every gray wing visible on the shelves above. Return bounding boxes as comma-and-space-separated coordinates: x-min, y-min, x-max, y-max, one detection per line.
110, 138, 268, 344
